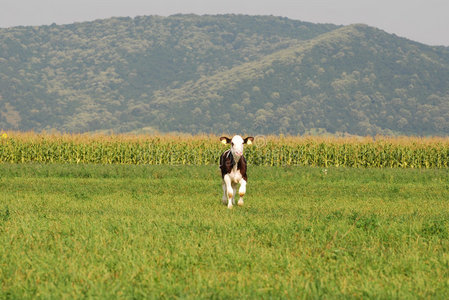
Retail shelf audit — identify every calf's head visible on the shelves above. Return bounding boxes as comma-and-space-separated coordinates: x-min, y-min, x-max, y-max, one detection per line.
220, 135, 254, 158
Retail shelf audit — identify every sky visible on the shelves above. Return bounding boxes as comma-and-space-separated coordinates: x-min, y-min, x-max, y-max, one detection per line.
1, 0, 448, 46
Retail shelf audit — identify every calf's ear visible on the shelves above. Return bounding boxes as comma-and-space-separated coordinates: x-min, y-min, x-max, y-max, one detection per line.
220, 137, 231, 144
244, 137, 254, 145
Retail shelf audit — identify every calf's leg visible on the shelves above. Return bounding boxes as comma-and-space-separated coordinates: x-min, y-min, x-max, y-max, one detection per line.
221, 180, 228, 205
238, 179, 247, 206
221, 182, 227, 205
223, 174, 233, 209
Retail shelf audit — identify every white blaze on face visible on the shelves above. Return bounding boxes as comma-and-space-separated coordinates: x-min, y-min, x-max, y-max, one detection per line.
230, 135, 244, 158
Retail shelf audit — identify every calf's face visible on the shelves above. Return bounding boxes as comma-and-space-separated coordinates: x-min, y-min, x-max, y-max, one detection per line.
220, 135, 254, 158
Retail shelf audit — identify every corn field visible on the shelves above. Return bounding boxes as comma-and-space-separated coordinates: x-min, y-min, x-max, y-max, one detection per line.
1, 132, 449, 168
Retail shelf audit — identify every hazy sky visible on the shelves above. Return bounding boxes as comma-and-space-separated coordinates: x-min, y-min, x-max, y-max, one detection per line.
2, 0, 448, 46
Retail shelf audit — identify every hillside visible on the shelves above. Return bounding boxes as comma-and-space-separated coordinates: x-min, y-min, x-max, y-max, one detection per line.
1, 14, 448, 135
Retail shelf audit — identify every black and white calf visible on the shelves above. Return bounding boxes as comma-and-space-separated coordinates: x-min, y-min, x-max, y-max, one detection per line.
219, 135, 254, 209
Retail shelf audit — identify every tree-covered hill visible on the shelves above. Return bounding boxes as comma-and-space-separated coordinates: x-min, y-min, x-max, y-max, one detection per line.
1, 14, 448, 135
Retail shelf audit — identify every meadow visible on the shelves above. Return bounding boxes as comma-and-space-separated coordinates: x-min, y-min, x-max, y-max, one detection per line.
1, 163, 449, 298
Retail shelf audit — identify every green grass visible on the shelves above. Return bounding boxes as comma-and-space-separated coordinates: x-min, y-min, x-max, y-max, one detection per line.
1, 164, 449, 299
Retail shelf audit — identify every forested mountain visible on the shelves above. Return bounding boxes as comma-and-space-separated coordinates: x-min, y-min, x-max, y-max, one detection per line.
1, 14, 448, 135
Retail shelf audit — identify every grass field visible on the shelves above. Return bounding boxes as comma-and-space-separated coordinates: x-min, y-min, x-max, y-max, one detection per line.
1, 164, 449, 298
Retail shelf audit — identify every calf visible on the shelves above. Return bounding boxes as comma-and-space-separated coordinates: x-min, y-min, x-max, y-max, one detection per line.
219, 135, 254, 209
